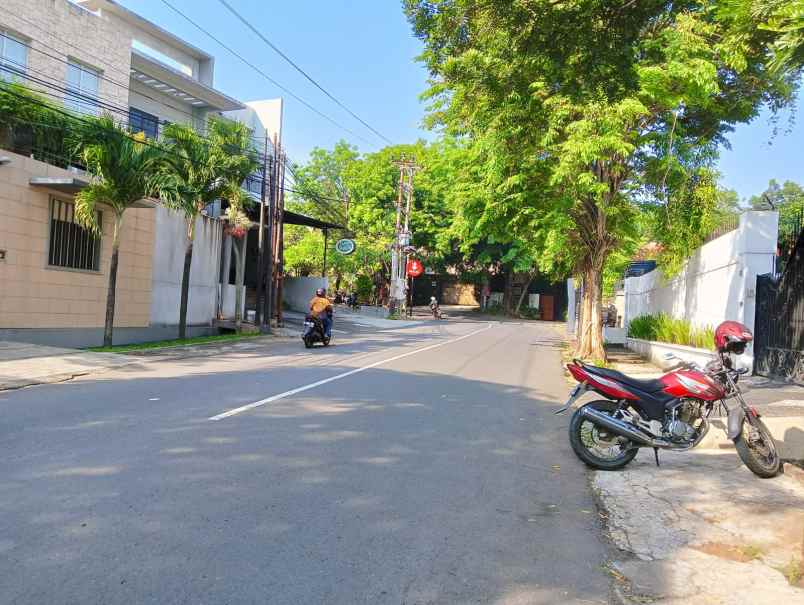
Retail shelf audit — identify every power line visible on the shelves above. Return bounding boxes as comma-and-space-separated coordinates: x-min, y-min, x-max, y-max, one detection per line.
158, 0, 376, 148
0, 11, 209, 129
214, 0, 394, 146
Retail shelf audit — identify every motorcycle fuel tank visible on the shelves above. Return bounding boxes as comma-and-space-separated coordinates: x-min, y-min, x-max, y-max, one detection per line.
660, 369, 725, 401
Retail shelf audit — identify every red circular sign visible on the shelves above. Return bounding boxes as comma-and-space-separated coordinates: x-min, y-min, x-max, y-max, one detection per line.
406, 259, 424, 277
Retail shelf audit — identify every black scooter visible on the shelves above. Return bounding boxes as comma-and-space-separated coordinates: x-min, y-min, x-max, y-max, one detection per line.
302, 313, 331, 348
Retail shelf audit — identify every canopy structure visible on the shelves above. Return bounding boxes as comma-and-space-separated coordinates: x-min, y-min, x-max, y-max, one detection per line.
283, 210, 343, 231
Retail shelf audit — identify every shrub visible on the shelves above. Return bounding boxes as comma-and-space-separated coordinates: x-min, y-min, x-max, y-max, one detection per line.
627, 313, 714, 350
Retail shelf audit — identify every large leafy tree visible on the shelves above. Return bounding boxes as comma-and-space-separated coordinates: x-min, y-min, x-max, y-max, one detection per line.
286, 140, 458, 297
161, 118, 256, 338
719, 0, 804, 73
405, 0, 797, 359
749, 179, 804, 233
74, 116, 171, 346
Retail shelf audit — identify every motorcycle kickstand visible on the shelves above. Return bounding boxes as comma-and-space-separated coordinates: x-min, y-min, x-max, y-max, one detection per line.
653, 447, 660, 467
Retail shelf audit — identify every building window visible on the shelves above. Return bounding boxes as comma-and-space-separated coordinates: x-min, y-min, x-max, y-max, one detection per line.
65, 60, 100, 115
0, 31, 27, 82
129, 107, 159, 139
48, 198, 102, 271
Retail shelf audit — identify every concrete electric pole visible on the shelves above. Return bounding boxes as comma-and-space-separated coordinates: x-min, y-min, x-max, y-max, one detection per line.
389, 157, 419, 314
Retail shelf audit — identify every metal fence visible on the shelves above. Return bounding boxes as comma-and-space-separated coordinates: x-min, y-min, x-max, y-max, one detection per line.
754, 224, 804, 384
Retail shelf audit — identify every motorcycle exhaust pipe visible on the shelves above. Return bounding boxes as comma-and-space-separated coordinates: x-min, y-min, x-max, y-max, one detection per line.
579, 406, 669, 448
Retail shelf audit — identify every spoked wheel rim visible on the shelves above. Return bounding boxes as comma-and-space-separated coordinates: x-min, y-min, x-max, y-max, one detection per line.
578, 419, 632, 462
742, 418, 779, 471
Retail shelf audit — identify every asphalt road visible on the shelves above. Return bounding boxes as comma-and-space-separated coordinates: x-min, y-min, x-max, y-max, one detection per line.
1, 317, 612, 604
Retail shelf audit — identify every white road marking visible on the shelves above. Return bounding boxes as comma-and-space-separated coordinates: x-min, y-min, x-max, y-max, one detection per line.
332, 329, 348, 334
209, 323, 494, 420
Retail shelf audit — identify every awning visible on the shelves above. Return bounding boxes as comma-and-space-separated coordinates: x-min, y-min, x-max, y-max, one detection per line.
28, 177, 156, 207
29, 176, 89, 195
283, 210, 344, 231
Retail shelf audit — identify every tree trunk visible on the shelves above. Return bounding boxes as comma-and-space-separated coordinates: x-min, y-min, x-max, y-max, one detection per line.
514, 271, 536, 316
178, 217, 196, 339
232, 235, 245, 332
103, 211, 124, 347
503, 268, 514, 315
575, 259, 607, 361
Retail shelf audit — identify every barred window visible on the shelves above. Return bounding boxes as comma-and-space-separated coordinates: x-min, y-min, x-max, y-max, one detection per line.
48, 198, 102, 271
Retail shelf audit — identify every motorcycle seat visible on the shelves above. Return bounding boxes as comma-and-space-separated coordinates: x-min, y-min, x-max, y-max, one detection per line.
580, 362, 667, 394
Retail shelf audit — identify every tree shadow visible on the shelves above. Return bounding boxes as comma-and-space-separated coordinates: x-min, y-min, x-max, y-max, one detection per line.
1, 362, 611, 605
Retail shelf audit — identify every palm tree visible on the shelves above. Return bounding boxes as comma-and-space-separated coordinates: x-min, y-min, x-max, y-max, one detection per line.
214, 120, 259, 332
161, 118, 257, 338
160, 122, 227, 340
74, 116, 170, 346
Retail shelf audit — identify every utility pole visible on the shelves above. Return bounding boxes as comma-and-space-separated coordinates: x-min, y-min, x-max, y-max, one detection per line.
255, 131, 269, 327
389, 157, 419, 314
262, 135, 275, 334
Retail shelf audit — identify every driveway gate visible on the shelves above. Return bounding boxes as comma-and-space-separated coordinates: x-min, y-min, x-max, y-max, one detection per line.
754, 226, 804, 384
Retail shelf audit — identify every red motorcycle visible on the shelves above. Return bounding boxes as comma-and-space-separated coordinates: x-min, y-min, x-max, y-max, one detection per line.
558, 321, 781, 478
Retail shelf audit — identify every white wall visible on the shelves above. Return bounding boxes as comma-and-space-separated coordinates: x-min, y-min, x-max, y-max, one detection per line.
623, 211, 778, 363
283, 277, 329, 314
150, 206, 223, 326
220, 284, 246, 319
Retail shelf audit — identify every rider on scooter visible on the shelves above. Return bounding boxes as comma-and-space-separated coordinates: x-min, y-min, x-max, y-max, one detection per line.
309, 288, 333, 338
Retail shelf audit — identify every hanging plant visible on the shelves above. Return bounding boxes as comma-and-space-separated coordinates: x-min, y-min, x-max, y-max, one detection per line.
224, 205, 250, 239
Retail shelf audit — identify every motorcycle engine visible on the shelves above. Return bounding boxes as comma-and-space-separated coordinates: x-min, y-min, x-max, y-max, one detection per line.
666, 400, 703, 441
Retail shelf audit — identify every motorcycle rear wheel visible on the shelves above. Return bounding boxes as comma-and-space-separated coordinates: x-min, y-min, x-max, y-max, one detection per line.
569, 400, 639, 471
734, 416, 781, 478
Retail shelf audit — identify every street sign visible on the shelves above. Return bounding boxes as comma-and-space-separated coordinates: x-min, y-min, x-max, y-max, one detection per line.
406, 258, 424, 277
335, 238, 356, 255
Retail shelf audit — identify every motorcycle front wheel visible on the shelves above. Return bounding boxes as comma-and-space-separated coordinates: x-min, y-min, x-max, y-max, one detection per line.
734, 416, 781, 478
569, 401, 639, 471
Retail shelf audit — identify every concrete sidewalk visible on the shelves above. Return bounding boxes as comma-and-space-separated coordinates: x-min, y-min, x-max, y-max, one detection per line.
0, 341, 135, 391
597, 451, 804, 604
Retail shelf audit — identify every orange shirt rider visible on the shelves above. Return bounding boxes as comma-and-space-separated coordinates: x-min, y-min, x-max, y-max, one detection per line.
309, 293, 332, 318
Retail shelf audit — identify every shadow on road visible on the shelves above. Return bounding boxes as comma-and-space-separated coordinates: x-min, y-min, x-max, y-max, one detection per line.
1, 354, 610, 604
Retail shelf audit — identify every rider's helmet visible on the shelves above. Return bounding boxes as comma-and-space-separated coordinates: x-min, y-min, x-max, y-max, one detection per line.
315, 288, 326, 297
714, 321, 753, 355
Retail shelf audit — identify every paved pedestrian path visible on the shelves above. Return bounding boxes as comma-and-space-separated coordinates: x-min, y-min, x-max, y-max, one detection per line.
0, 341, 134, 391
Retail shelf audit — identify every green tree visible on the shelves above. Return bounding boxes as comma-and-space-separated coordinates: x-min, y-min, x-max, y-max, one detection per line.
749, 179, 804, 232
406, 0, 796, 359
718, 0, 804, 73
74, 117, 170, 346
161, 118, 256, 338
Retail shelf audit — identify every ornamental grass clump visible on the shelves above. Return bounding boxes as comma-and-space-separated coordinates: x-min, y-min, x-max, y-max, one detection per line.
627, 313, 714, 350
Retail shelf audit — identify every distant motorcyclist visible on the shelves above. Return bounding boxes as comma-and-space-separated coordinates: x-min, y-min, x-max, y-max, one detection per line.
429, 296, 442, 319
309, 288, 333, 338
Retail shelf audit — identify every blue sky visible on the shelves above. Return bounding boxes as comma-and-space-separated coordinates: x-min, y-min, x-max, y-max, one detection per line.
124, 0, 800, 202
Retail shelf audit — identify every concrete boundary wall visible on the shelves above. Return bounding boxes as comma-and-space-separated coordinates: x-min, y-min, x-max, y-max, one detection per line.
150, 206, 223, 327
283, 277, 328, 313
623, 211, 778, 365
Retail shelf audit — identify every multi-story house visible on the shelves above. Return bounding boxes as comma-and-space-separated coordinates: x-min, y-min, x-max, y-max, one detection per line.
0, 0, 284, 346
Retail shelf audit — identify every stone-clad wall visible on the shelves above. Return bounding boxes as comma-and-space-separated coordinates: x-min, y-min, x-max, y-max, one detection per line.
0, 0, 132, 110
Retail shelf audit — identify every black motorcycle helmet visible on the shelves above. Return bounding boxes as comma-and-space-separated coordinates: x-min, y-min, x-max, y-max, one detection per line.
315, 288, 326, 297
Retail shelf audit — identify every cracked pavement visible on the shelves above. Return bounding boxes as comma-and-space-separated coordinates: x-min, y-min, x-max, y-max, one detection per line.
594, 450, 804, 604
